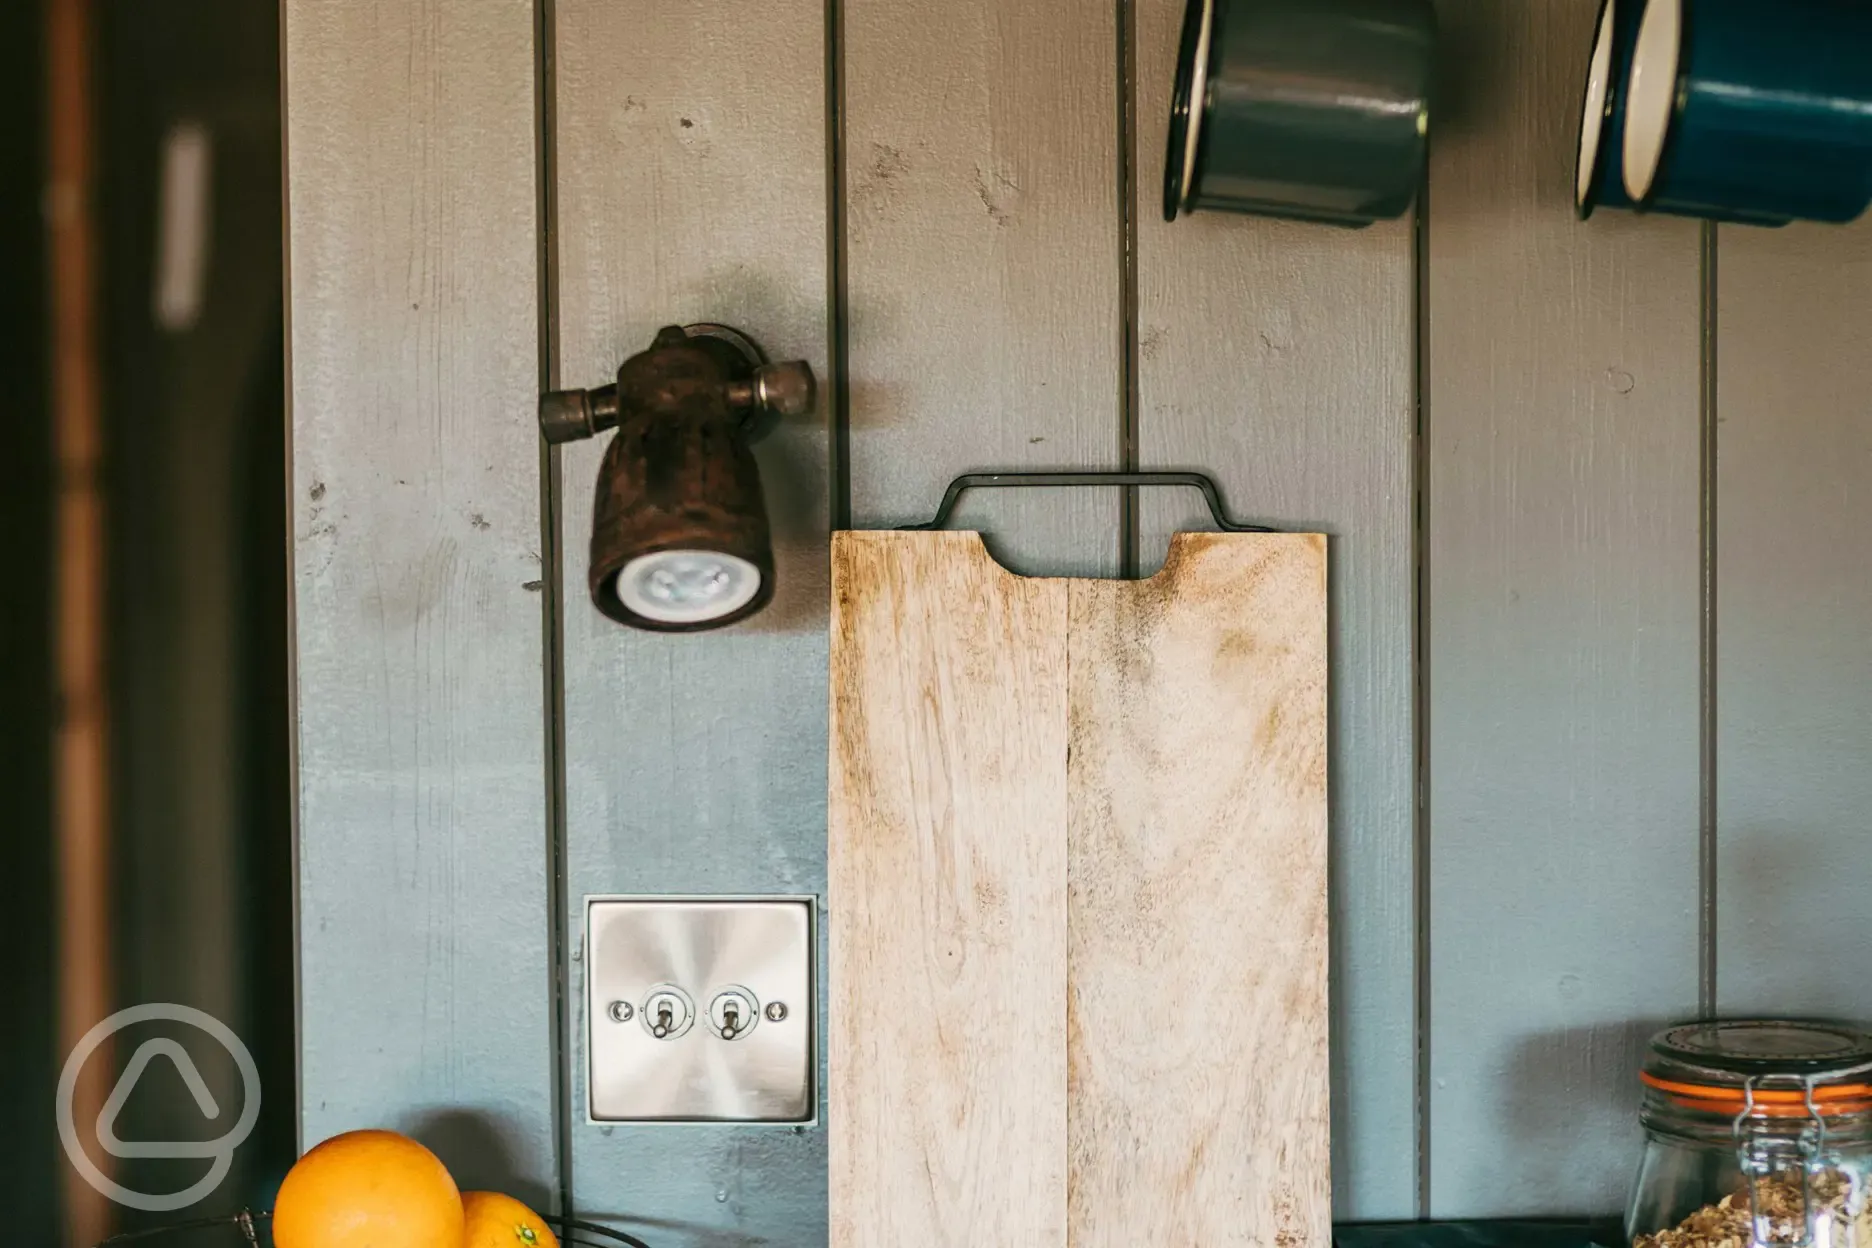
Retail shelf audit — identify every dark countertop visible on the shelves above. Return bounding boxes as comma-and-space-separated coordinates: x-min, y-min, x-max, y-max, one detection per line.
1337, 1221, 1623, 1247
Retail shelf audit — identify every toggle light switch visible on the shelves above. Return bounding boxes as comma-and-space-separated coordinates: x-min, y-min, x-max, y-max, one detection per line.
707, 986, 760, 1041
585, 896, 815, 1124
640, 985, 694, 1040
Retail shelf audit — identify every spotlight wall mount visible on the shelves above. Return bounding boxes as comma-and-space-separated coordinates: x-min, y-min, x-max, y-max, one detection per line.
541, 323, 814, 632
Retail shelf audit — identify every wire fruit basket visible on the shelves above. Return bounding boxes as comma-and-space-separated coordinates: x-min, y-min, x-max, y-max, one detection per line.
96, 1209, 657, 1247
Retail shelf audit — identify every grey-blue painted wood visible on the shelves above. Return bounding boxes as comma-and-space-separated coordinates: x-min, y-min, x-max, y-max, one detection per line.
1135, 0, 1420, 1216
1425, 0, 1704, 1216
282, 0, 1849, 1225
551, 0, 831, 1239
1716, 218, 1872, 1020
843, 0, 1123, 577
285, 0, 557, 1204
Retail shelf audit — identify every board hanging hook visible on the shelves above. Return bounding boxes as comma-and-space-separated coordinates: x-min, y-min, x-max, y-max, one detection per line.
900, 470, 1280, 536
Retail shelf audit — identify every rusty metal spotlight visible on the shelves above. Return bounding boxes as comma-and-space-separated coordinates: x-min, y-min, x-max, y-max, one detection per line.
540, 324, 813, 632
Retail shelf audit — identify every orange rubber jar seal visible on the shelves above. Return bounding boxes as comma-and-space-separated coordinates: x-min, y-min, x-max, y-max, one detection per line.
1642, 1020, 1872, 1120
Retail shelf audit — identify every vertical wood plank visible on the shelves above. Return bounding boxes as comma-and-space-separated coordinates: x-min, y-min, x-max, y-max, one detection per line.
829, 531, 1069, 1247
1716, 218, 1872, 1019
47, 0, 113, 1235
284, 0, 555, 1197
552, 0, 830, 1236
1131, 0, 1418, 1213
843, 0, 1123, 577
1425, 0, 1703, 1215
1068, 534, 1331, 1247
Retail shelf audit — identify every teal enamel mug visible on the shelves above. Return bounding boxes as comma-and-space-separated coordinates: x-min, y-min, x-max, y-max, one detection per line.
1621, 0, 1872, 225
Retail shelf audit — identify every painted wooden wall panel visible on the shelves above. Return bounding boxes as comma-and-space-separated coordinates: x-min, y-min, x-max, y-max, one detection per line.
1425, 0, 1704, 1216
1131, 0, 1419, 1213
284, 0, 556, 1203
1716, 218, 1872, 1020
289, 0, 1872, 1226
843, 0, 1123, 577
552, 0, 830, 1239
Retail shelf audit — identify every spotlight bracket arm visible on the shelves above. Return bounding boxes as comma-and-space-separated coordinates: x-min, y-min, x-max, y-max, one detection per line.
539, 323, 814, 447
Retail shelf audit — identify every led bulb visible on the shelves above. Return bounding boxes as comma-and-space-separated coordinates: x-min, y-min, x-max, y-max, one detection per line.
614, 550, 762, 625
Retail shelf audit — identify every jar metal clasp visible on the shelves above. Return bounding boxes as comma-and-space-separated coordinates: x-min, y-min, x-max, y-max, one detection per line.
1734, 1075, 1828, 1247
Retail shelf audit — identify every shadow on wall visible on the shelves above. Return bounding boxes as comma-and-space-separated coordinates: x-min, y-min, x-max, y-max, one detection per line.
408, 1109, 553, 1216
1721, 821, 1857, 1017
1499, 1018, 1670, 1211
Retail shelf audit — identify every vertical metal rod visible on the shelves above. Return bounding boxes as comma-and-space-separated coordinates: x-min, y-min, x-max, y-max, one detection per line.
826, 0, 851, 533
532, 0, 573, 1218
278, 0, 304, 1174
1117, 0, 1141, 578
46, 0, 112, 1240
1411, 168, 1433, 1221
1698, 219, 1720, 1020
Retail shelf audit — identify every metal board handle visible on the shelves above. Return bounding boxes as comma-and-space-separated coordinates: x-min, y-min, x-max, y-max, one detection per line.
900, 471, 1280, 534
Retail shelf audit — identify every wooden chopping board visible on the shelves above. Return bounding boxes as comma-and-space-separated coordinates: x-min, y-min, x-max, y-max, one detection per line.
829, 529, 1330, 1247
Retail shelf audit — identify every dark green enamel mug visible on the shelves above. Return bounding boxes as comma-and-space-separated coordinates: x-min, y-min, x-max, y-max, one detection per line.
1164, 0, 1437, 227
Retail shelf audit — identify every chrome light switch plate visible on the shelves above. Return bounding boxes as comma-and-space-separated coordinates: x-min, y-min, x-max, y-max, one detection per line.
585, 896, 815, 1123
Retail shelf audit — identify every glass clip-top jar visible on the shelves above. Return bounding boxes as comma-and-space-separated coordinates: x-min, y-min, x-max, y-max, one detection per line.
1631, 1020, 1872, 1248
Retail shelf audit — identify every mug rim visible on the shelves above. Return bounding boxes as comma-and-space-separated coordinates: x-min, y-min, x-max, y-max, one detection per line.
1574, 0, 1620, 218
1621, 0, 1684, 206
1162, 0, 1218, 222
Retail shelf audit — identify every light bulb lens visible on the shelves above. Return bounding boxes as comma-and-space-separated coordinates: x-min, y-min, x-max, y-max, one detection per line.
614, 550, 762, 625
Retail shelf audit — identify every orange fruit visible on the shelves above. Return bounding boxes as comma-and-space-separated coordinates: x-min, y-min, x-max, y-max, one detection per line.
272, 1129, 464, 1248
461, 1191, 560, 1248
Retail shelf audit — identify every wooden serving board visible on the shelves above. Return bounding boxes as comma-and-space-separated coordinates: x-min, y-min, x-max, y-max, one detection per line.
829, 529, 1330, 1247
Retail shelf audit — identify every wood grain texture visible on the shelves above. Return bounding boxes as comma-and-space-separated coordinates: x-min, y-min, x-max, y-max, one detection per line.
843, 0, 1122, 577
1426, 0, 1703, 1216
1715, 217, 1872, 1019
830, 530, 1328, 1244
284, 0, 555, 1198
829, 531, 1070, 1247
1131, 0, 1417, 1210
1068, 533, 1331, 1247
551, 0, 830, 1235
